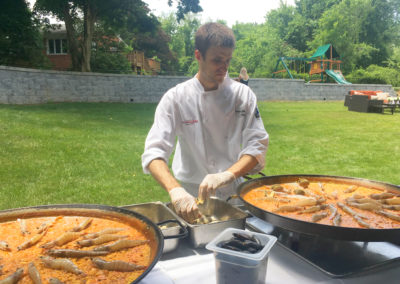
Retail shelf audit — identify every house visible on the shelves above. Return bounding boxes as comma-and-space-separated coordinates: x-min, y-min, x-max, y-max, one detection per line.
43, 25, 71, 71
42, 25, 160, 74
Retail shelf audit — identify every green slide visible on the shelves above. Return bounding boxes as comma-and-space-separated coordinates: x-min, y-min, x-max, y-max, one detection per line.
325, 69, 352, 84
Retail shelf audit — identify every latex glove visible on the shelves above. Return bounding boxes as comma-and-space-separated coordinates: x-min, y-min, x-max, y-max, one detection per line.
198, 171, 236, 201
169, 187, 199, 223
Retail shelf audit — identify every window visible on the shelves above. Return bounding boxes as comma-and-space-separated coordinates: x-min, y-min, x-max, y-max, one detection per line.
48, 39, 68, 54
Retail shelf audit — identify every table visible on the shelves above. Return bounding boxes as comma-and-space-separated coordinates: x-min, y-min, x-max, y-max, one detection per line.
141, 235, 400, 284
369, 102, 396, 114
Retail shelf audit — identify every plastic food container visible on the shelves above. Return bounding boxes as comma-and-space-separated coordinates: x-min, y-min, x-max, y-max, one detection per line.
206, 228, 277, 284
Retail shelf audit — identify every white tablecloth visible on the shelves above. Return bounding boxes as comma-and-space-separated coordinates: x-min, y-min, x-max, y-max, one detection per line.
140, 237, 400, 284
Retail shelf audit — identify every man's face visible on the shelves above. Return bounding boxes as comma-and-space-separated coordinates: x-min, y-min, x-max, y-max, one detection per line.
196, 46, 233, 88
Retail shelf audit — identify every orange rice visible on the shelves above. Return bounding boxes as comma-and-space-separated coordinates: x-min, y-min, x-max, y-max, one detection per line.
242, 181, 400, 229
0, 216, 152, 283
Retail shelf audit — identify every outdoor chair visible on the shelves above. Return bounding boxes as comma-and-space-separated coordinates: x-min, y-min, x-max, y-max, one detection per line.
348, 95, 369, 112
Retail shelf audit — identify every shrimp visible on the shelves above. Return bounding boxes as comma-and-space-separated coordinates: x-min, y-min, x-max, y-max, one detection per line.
292, 198, 317, 207
255, 197, 290, 203
328, 204, 338, 219
344, 185, 357, 194
328, 191, 338, 200
17, 218, 29, 235
70, 218, 92, 232
311, 212, 328, 222
77, 234, 127, 247
93, 239, 149, 252
28, 262, 42, 284
83, 228, 126, 239
347, 201, 382, 211
347, 197, 382, 206
379, 198, 400, 205
91, 258, 146, 272
273, 205, 302, 213
375, 210, 400, 222
333, 213, 342, 226
49, 278, 65, 284
350, 193, 365, 199
370, 192, 396, 200
47, 249, 109, 258
40, 256, 85, 275
17, 228, 47, 250
297, 205, 327, 214
382, 205, 400, 211
0, 268, 24, 284
0, 241, 10, 252
337, 202, 371, 228
35, 223, 48, 234
41, 232, 81, 249
327, 204, 341, 226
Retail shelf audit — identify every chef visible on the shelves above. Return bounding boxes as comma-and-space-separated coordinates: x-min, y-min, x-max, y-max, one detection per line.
142, 22, 268, 223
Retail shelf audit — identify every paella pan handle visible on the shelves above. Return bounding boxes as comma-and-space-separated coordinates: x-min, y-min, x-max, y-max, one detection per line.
226, 172, 268, 203
157, 219, 188, 240
243, 171, 267, 180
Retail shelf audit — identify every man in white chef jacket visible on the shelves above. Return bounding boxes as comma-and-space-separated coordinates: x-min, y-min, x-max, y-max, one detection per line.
142, 22, 268, 223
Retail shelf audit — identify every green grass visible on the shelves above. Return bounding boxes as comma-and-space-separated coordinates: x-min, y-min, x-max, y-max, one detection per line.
0, 102, 399, 210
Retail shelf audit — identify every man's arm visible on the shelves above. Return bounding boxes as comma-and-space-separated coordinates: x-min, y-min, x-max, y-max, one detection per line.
147, 158, 180, 193
147, 158, 199, 223
198, 154, 258, 201
226, 154, 258, 178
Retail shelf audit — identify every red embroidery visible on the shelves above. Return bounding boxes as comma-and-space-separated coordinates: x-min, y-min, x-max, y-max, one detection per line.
182, 119, 198, 125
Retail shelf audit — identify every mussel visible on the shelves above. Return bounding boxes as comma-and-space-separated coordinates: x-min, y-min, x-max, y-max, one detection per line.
217, 233, 263, 254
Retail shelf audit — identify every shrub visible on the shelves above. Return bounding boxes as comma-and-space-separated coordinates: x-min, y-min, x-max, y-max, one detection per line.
347, 65, 400, 87
91, 51, 132, 74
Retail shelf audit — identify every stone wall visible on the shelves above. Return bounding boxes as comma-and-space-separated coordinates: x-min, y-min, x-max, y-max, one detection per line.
0, 66, 395, 104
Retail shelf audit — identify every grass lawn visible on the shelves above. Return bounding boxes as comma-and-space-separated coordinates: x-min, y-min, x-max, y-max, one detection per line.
0, 101, 399, 210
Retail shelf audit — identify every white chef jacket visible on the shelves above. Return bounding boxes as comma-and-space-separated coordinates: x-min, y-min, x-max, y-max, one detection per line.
141, 76, 269, 199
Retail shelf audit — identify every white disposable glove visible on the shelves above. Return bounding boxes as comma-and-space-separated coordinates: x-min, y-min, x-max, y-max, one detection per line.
169, 187, 199, 223
198, 171, 236, 201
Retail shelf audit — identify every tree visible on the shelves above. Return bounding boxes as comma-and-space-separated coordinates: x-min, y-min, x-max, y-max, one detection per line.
310, 0, 379, 72
171, 0, 202, 22
35, 0, 202, 72
0, 0, 49, 68
231, 23, 300, 78
35, 0, 157, 72
360, 0, 400, 66
159, 12, 200, 75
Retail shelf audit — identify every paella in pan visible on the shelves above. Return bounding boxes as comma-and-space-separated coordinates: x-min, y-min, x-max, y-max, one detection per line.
241, 177, 400, 229
0, 205, 162, 284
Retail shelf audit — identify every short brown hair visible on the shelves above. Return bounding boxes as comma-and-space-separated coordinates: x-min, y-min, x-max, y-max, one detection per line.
195, 22, 235, 58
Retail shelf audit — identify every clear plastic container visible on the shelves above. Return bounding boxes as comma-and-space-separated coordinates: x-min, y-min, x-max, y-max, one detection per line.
206, 228, 277, 284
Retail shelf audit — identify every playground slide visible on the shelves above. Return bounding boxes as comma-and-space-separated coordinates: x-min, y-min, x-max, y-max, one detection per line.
325, 69, 352, 84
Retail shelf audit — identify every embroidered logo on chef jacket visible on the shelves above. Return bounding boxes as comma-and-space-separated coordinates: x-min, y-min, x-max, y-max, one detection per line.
235, 109, 246, 116
255, 106, 260, 118
182, 119, 198, 125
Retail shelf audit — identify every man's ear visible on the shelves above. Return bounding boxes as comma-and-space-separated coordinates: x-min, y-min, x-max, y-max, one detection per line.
194, 49, 202, 61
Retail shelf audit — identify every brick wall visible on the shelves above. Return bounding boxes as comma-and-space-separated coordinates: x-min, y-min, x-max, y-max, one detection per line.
47, 54, 72, 71
0, 66, 395, 104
